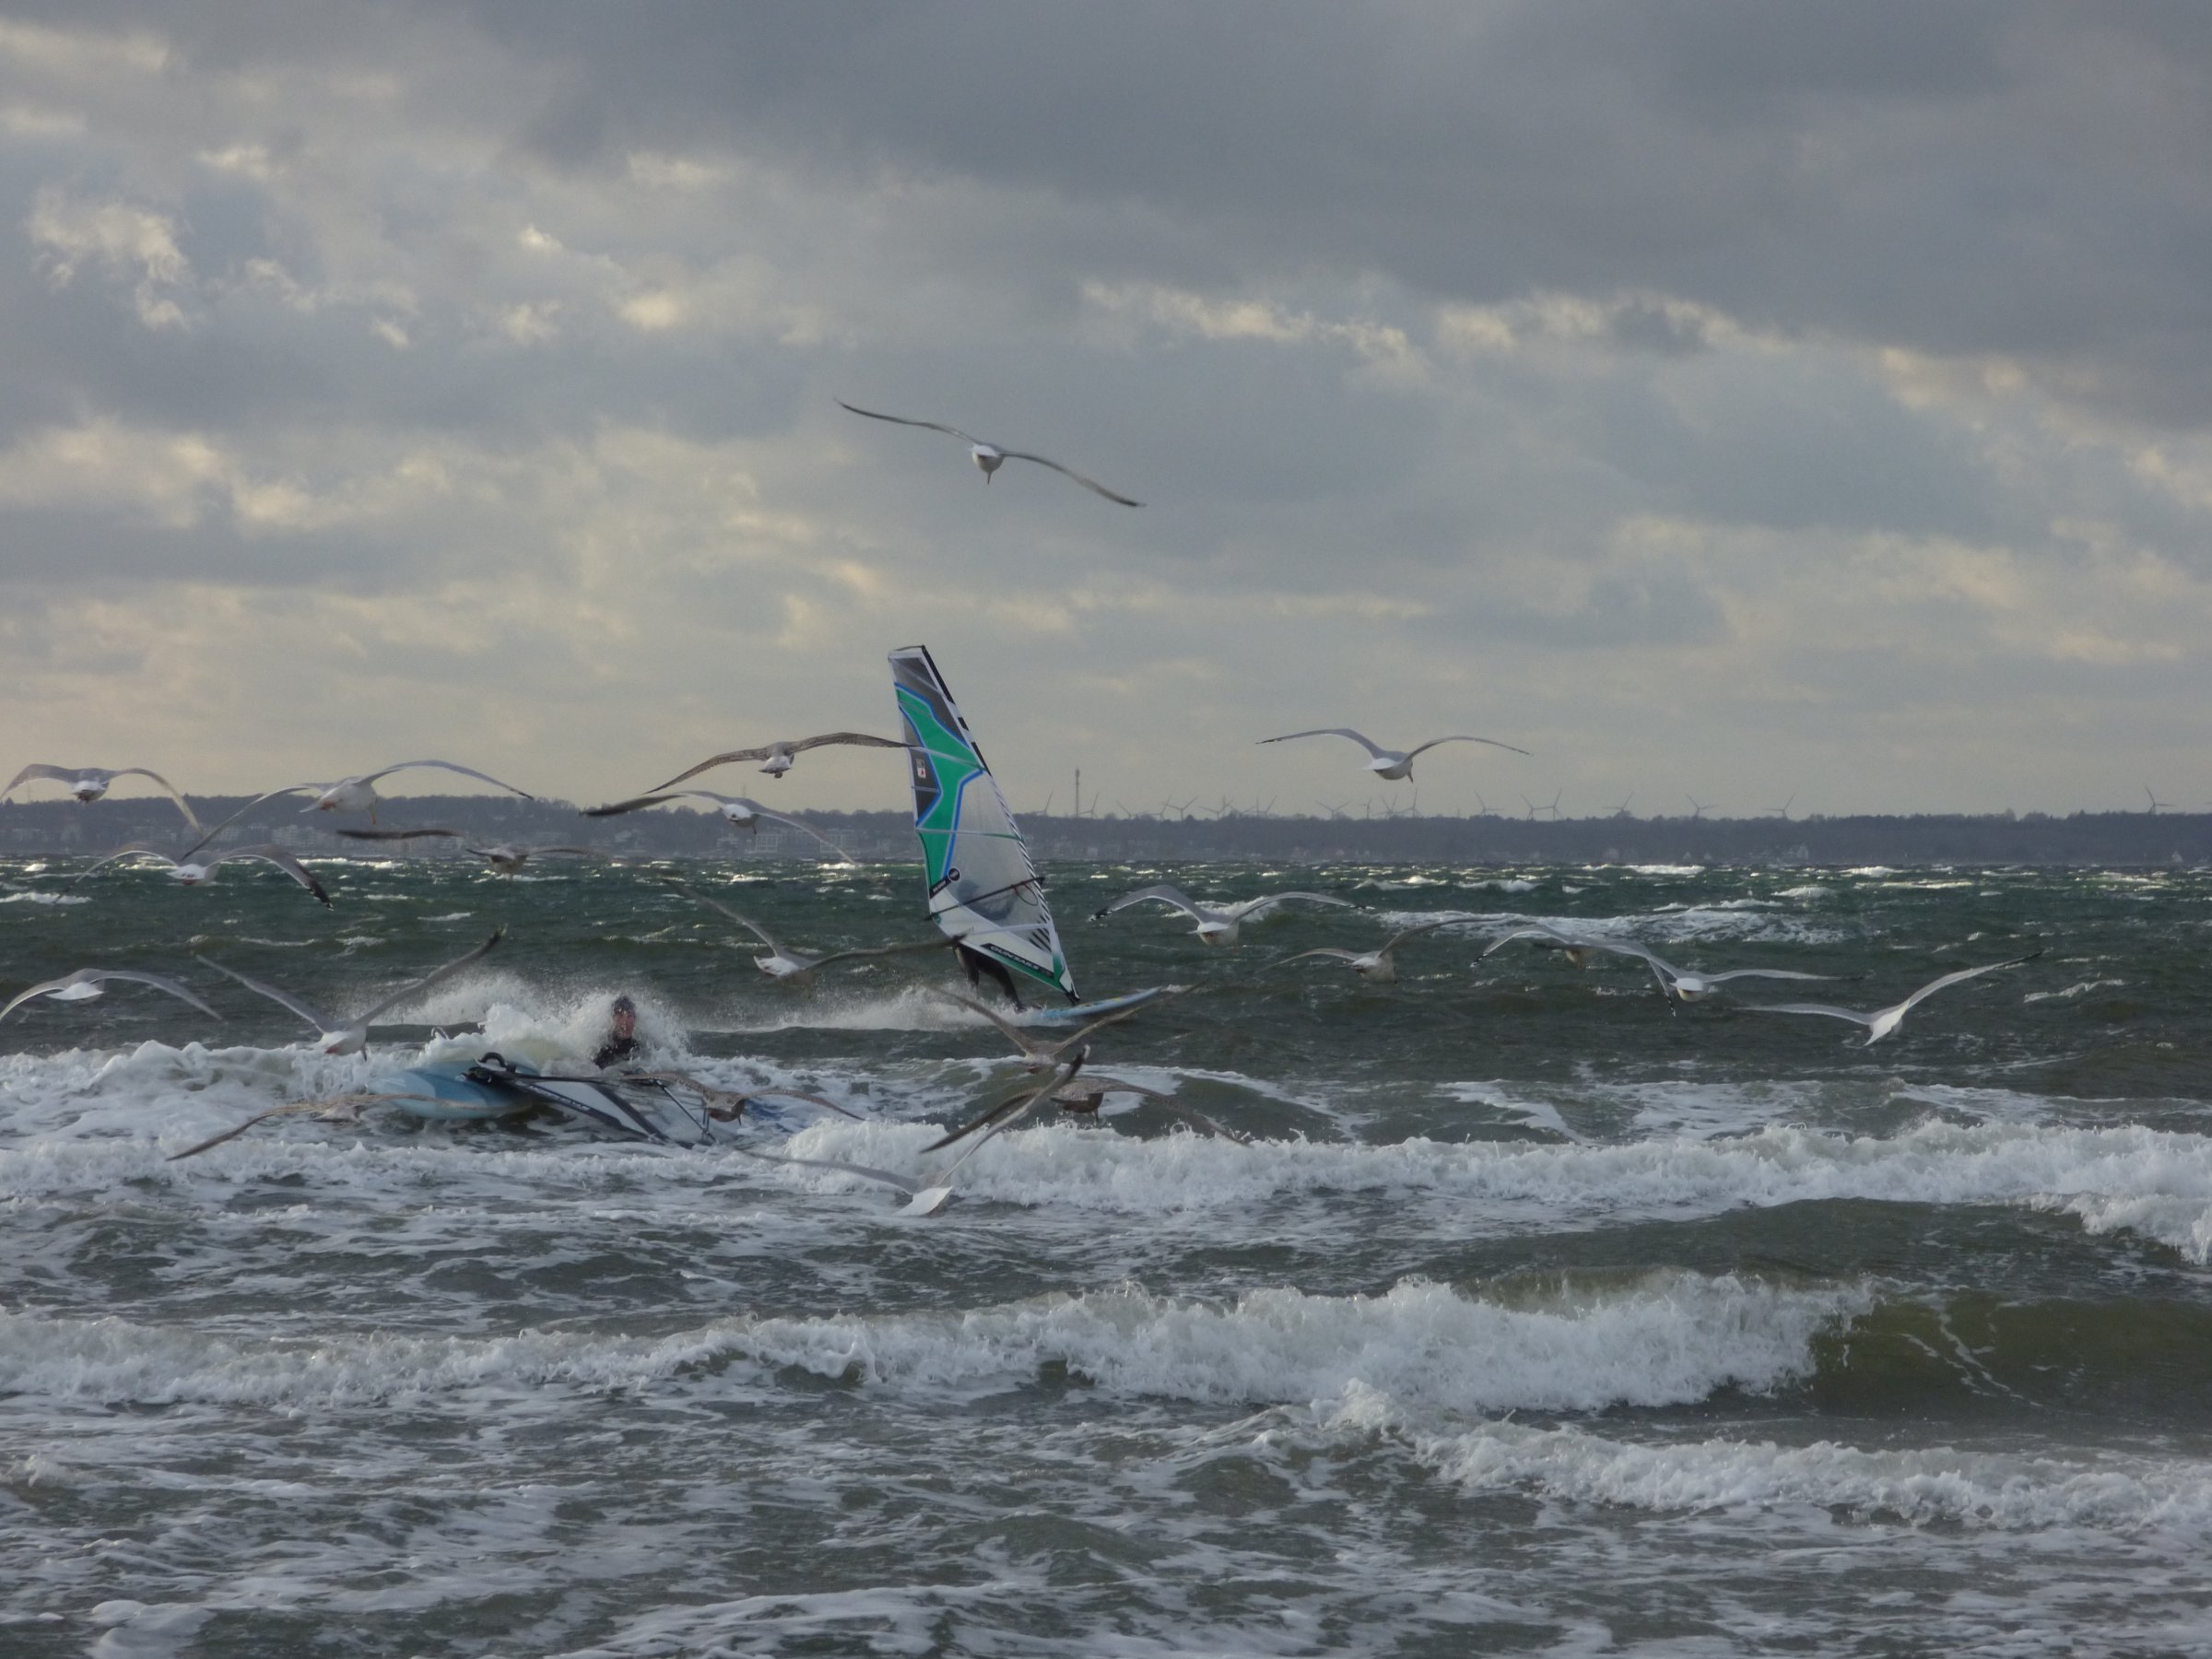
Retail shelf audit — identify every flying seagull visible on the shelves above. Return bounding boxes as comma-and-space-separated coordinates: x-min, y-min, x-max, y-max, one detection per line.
193, 760, 534, 832
1046, 1073, 1246, 1143
2, 968, 222, 1025
3, 764, 201, 828
1257, 728, 1530, 782
335, 828, 601, 877
1284, 917, 1481, 982
837, 400, 1142, 506
582, 790, 852, 858
1481, 920, 1838, 1004
646, 733, 909, 791
1094, 883, 1352, 947
1747, 950, 2042, 1044
667, 880, 957, 982
197, 928, 505, 1055
73, 841, 333, 907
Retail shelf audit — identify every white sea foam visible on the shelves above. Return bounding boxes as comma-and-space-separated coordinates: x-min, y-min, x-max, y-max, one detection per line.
785, 1116, 2212, 1259
0, 890, 86, 905
2024, 979, 2127, 1003
0, 1271, 1856, 1416
1362, 1406, 2212, 1535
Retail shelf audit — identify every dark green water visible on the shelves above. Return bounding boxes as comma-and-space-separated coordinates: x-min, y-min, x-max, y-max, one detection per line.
4, 854, 2210, 1655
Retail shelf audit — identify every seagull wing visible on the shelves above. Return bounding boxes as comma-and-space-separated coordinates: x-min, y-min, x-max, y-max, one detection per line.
1697, 968, 1837, 985
646, 749, 774, 792
352, 927, 507, 1025
1402, 735, 1534, 759
3, 969, 221, 1023
1079, 1076, 1247, 1144
1896, 950, 2043, 1016
995, 450, 1143, 507
336, 827, 465, 843
581, 793, 685, 818
1095, 884, 1206, 922
180, 785, 323, 859
836, 400, 982, 446
1479, 923, 1584, 959
804, 935, 961, 972
210, 846, 335, 908
1257, 728, 1388, 759
352, 759, 533, 798
70, 842, 173, 885
1743, 1001, 1877, 1027
931, 988, 1048, 1059
104, 768, 202, 828
1228, 891, 1353, 921
726, 1143, 919, 1198
663, 879, 782, 952
786, 732, 908, 753
195, 957, 333, 1033
1379, 917, 1479, 954
925, 1065, 1069, 1154
2, 763, 75, 796
1283, 947, 1361, 966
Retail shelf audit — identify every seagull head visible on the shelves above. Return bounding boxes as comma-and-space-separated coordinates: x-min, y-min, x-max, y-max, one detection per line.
970, 445, 1005, 478
69, 778, 109, 803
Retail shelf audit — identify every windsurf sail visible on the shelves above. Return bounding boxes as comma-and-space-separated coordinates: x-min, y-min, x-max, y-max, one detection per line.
890, 645, 1077, 1004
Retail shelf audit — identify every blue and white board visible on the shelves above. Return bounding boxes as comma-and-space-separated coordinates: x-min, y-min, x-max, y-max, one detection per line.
1011, 984, 1184, 1027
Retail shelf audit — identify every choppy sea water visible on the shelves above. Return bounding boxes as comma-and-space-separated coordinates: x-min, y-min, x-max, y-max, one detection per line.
4, 853, 2211, 1657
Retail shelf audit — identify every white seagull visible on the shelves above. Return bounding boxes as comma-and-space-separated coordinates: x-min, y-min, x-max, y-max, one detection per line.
1479, 924, 1603, 971
201, 760, 534, 830
1482, 921, 1839, 1004
837, 400, 1143, 506
1094, 883, 1352, 947
669, 881, 957, 982
1284, 917, 1481, 982
74, 841, 334, 907
4, 764, 201, 828
647, 733, 909, 790
582, 790, 852, 858
335, 828, 601, 877
197, 928, 505, 1055
1747, 950, 2042, 1045
1258, 728, 1530, 782
2, 968, 222, 1025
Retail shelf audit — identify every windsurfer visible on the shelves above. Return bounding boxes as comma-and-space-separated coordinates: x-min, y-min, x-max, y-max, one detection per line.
957, 943, 1025, 1008
593, 994, 641, 1068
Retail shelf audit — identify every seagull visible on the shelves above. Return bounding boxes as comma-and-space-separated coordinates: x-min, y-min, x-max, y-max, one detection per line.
837, 400, 1143, 506
2, 968, 222, 1024
3, 764, 201, 828
645, 733, 909, 790
1257, 728, 1530, 782
335, 828, 601, 877
197, 928, 505, 1055
194, 760, 535, 832
73, 841, 333, 906
1093, 883, 1352, 947
582, 790, 852, 857
1284, 918, 1481, 983
1479, 920, 1838, 1004
933, 988, 1151, 1073
667, 880, 958, 982
1747, 950, 2042, 1044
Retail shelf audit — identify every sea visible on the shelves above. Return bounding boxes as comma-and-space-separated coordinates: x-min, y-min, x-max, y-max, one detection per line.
3, 853, 2209, 1657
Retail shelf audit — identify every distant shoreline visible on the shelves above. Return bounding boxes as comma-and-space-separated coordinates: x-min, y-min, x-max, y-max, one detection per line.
5, 795, 2206, 868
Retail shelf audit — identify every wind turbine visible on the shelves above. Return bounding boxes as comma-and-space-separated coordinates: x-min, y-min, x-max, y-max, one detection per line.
1611, 793, 1635, 818
2146, 785, 2175, 815
1523, 791, 1562, 821
1764, 792, 1796, 820
1685, 794, 1716, 820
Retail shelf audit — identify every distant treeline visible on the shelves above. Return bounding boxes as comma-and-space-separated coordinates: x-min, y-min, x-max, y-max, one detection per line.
5, 794, 2208, 867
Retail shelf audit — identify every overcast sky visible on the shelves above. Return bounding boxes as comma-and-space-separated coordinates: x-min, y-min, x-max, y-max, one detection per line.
5, 1, 2211, 821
